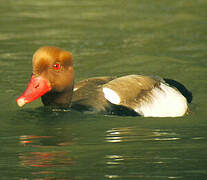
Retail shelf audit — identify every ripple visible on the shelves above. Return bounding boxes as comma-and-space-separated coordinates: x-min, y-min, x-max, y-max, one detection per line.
105, 127, 183, 143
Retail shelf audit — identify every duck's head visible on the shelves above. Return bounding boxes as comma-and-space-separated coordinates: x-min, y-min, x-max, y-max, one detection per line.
16, 46, 74, 107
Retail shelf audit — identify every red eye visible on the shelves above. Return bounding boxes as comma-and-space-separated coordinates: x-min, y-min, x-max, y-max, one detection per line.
53, 63, 60, 70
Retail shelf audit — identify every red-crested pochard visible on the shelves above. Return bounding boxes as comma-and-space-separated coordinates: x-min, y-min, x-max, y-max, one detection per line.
16, 46, 190, 117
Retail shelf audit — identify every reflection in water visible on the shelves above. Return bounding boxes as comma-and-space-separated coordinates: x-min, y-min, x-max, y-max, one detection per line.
104, 127, 185, 179
152, 129, 181, 141
105, 155, 124, 165
105, 127, 182, 143
105, 127, 137, 143
18, 135, 73, 179
19, 151, 72, 168
19, 135, 53, 146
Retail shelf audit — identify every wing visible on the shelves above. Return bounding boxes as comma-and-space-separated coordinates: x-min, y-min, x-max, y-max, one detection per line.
102, 75, 188, 117
71, 76, 116, 112
102, 75, 160, 111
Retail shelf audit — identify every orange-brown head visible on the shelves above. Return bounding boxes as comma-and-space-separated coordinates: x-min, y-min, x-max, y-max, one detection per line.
16, 46, 74, 107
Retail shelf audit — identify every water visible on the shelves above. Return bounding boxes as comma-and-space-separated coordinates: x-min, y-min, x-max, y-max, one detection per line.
0, 0, 207, 179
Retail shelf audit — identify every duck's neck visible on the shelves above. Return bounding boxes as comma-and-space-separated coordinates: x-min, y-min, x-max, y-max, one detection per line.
41, 86, 73, 108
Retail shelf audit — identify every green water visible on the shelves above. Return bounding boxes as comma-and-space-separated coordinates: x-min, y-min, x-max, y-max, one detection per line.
0, 0, 207, 179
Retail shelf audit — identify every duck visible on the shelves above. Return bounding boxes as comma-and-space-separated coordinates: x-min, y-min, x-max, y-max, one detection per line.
16, 46, 191, 117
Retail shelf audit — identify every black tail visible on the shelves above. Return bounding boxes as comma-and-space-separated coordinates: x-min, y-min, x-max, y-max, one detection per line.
164, 78, 192, 103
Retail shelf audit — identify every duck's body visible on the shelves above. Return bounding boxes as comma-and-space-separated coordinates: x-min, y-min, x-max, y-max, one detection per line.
71, 75, 188, 117
16, 46, 190, 117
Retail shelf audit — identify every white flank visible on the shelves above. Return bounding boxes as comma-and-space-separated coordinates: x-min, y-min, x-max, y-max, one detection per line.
135, 83, 188, 117
102, 87, 121, 105
73, 87, 78, 91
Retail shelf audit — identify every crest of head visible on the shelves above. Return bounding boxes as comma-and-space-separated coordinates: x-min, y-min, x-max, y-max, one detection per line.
33, 46, 73, 67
